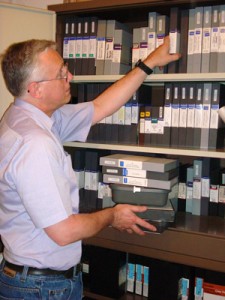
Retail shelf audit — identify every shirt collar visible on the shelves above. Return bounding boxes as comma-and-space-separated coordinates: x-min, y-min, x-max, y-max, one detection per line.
14, 98, 54, 131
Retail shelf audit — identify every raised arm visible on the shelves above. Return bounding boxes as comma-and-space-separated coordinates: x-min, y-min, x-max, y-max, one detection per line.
92, 36, 181, 124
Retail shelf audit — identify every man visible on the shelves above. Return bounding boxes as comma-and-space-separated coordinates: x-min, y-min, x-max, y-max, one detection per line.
0, 37, 180, 299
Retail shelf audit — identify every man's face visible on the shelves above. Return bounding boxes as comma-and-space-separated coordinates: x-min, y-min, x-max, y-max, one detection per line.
35, 48, 73, 115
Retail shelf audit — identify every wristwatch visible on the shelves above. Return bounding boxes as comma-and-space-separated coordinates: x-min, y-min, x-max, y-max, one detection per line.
135, 59, 153, 75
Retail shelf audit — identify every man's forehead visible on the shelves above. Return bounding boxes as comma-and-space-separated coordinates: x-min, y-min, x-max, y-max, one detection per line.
39, 49, 63, 71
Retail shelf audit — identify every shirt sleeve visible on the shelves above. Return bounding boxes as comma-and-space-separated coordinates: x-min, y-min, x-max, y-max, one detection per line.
53, 102, 94, 143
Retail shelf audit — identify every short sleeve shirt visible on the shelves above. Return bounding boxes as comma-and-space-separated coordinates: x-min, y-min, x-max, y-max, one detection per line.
0, 99, 94, 270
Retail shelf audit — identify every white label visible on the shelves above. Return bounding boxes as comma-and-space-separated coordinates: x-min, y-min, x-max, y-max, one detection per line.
202, 28, 211, 54
97, 38, 106, 60
105, 38, 114, 60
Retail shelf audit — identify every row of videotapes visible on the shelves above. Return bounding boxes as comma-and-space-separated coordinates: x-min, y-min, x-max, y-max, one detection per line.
63, 4, 225, 75
73, 82, 225, 151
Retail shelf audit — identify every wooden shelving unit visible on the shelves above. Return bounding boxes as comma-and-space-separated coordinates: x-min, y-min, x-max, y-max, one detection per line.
49, 0, 225, 298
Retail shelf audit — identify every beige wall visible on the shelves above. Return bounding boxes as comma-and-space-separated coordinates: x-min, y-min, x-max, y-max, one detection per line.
0, 0, 63, 9
0, 3, 56, 117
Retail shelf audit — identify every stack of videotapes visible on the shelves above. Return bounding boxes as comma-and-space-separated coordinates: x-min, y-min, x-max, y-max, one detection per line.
100, 153, 179, 232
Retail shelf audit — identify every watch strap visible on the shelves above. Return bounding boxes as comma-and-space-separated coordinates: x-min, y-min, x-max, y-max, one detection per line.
135, 59, 153, 75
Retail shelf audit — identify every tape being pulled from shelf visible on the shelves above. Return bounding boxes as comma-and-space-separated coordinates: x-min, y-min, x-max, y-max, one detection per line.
219, 106, 225, 123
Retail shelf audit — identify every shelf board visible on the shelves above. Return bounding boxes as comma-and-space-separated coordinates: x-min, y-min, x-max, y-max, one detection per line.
48, 0, 222, 14
71, 73, 225, 83
83, 213, 225, 273
63, 141, 225, 159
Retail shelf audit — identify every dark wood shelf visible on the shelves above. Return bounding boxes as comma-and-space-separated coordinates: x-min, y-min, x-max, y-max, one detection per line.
50, 0, 225, 284
48, 0, 222, 14
83, 213, 225, 273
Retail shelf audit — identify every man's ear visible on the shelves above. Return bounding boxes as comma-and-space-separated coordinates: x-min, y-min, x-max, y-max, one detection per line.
27, 81, 42, 98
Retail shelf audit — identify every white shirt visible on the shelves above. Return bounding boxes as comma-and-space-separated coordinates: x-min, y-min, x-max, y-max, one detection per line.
0, 98, 93, 270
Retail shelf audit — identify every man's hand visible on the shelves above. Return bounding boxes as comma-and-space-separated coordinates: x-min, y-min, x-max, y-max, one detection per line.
144, 36, 181, 70
111, 204, 157, 235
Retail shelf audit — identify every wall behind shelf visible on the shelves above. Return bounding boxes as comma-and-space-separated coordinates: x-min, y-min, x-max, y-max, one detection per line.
0, 0, 63, 9
0, 3, 56, 118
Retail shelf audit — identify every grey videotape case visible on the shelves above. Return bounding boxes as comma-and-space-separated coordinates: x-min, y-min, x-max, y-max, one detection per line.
111, 184, 169, 207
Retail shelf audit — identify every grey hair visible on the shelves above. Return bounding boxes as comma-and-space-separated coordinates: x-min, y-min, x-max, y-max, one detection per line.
0, 39, 56, 97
